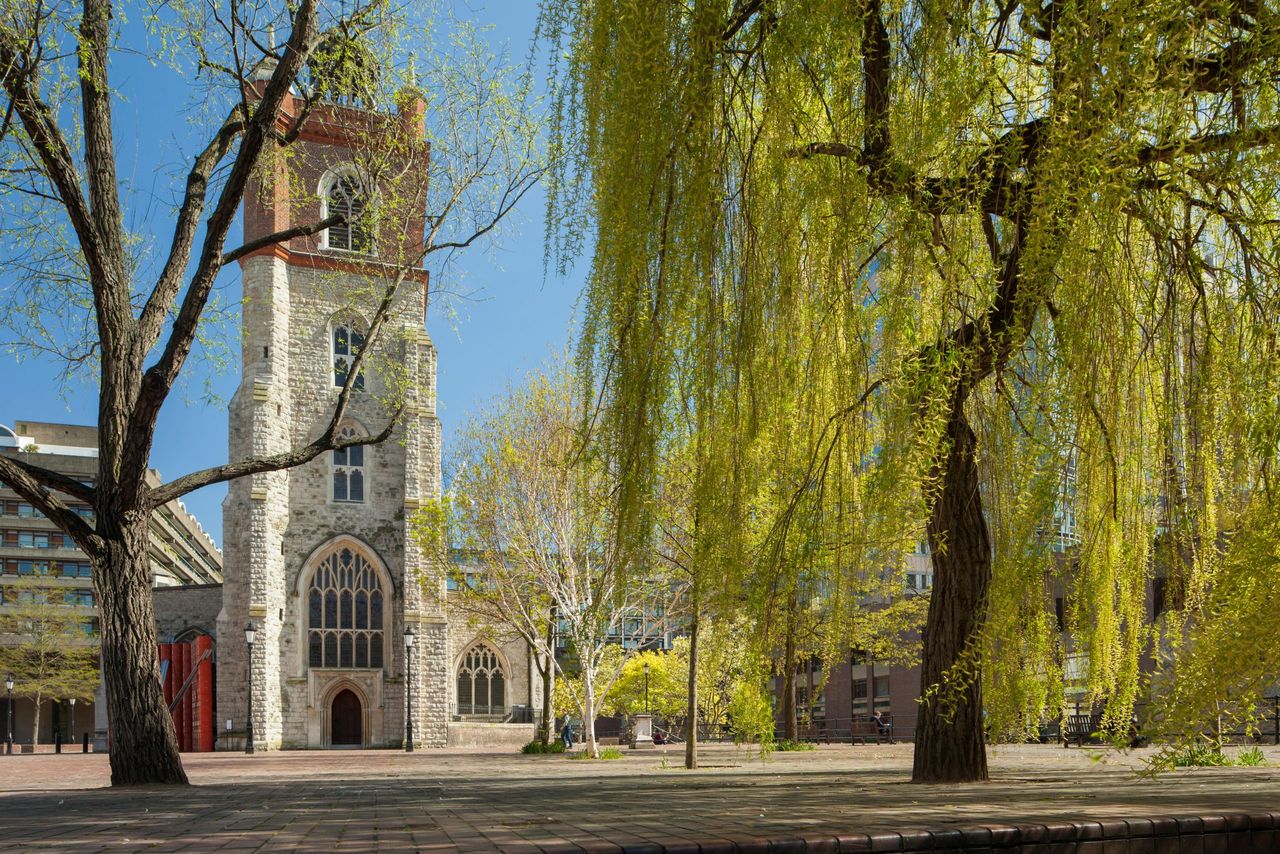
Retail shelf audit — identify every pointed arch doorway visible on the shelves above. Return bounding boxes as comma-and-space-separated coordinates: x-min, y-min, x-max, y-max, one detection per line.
331, 689, 363, 746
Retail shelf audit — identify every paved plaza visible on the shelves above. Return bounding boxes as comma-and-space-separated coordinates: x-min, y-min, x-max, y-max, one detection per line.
1, 743, 1279, 852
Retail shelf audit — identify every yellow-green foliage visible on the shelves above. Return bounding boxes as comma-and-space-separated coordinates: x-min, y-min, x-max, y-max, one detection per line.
542, 0, 1280, 756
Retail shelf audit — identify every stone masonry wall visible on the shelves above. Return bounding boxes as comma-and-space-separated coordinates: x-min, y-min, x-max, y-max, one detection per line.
220, 103, 530, 751
154, 584, 223, 641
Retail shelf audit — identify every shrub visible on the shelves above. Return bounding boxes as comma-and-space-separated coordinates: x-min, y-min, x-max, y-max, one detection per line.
1235, 747, 1266, 767
1170, 744, 1231, 767
728, 680, 775, 754
521, 740, 566, 755
775, 740, 817, 752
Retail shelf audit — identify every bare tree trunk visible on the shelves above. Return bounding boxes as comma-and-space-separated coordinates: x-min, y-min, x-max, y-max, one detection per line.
684, 580, 700, 769
539, 614, 555, 745
97, 519, 187, 785
583, 676, 598, 758
912, 398, 990, 783
782, 599, 798, 742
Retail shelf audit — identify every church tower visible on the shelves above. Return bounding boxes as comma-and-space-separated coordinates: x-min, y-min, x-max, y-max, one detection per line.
217, 64, 446, 749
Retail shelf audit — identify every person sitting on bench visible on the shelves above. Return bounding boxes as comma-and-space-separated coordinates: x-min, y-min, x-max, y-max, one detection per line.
870, 710, 892, 740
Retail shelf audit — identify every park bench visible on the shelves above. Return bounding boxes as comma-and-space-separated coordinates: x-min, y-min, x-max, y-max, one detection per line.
795, 725, 832, 744
1062, 714, 1096, 747
852, 715, 894, 744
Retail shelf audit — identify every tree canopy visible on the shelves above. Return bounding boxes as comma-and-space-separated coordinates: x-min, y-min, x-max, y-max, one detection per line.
431, 363, 682, 758
541, 0, 1280, 779
0, 0, 542, 783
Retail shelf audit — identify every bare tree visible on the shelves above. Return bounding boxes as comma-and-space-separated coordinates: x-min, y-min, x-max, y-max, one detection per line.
430, 364, 679, 758
0, 576, 100, 747
0, 0, 543, 784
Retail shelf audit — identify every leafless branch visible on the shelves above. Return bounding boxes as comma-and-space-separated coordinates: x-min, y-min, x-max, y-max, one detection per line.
0, 456, 100, 554
129, 0, 322, 482
221, 213, 344, 265
137, 107, 247, 351
149, 405, 402, 506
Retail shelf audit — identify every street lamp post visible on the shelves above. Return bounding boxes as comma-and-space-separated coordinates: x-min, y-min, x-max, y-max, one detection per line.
631, 660, 655, 749
5, 675, 13, 755
244, 622, 257, 754
404, 625, 415, 752
69, 697, 76, 751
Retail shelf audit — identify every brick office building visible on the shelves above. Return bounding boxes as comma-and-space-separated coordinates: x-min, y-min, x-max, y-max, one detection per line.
773, 553, 933, 741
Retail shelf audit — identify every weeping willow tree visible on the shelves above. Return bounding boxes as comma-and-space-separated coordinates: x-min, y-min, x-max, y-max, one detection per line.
542, 0, 1280, 783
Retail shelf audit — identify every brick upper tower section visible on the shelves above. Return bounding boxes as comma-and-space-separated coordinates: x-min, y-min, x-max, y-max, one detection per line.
241, 78, 430, 287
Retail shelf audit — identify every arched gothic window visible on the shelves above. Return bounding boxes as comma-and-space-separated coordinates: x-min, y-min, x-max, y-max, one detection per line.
333, 426, 366, 503
332, 323, 365, 390
324, 173, 372, 253
307, 547, 384, 669
457, 643, 505, 715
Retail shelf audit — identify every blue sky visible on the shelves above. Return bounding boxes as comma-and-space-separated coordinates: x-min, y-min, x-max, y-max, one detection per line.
0, 2, 583, 548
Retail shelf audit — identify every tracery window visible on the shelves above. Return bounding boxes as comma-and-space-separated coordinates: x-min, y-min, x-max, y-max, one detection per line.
456, 643, 505, 715
324, 173, 372, 253
333, 426, 366, 504
332, 323, 366, 390
307, 547, 384, 669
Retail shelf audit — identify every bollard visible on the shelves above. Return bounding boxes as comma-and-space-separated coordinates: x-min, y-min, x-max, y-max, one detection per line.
82, 732, 89, 753
55, 731, 62, 754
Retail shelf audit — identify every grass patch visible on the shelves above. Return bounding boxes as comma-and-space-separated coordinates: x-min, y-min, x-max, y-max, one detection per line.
1171, 744, 1231, 767
1169, 743, 1267, 767
521, 740, 566, 754
1236, 746, 1266, 767
569, 747, 625, 760
774, 740, 817, 752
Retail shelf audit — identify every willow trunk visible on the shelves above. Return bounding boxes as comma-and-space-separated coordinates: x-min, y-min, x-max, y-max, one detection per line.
684, 593, 700, 769
911, 398, 990, 783
781, 603, 798, 742
96, 519, 187, 785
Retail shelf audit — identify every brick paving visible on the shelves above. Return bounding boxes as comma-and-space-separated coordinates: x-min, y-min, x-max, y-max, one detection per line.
0, 744, 1279, 852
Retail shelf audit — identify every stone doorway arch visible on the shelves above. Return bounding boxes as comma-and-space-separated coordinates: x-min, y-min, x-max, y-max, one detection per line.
331, 689, 363, 746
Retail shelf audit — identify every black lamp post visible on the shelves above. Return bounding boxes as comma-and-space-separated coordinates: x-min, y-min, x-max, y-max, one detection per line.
5, 675, 13, 755
404, 625, 415, 753
68, 697, 75, 750
244, 622, 257, 754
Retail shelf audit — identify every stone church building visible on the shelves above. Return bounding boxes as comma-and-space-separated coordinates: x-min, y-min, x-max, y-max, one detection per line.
202, 72, 538, 750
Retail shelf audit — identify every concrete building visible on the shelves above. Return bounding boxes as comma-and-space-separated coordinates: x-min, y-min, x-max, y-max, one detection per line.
0, 420, 223, 748
211, 75, 535, 751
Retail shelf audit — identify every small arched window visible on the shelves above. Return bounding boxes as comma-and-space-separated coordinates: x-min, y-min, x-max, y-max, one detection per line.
332, 323, 365, 390
457, 643, 505, 716
324, 173, 372, 253
333, 426, 366, 504
307, 546, 384, 669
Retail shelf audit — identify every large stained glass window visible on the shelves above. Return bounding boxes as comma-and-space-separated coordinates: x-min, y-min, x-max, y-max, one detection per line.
308, 547, 384, 669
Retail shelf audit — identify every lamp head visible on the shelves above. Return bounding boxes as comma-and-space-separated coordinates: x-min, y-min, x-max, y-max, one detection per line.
244, 622, 257, 646
403, 625, 415, 649
643, 661, 649, 675
4, 675, 12, 692
69, 697, 75, 707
